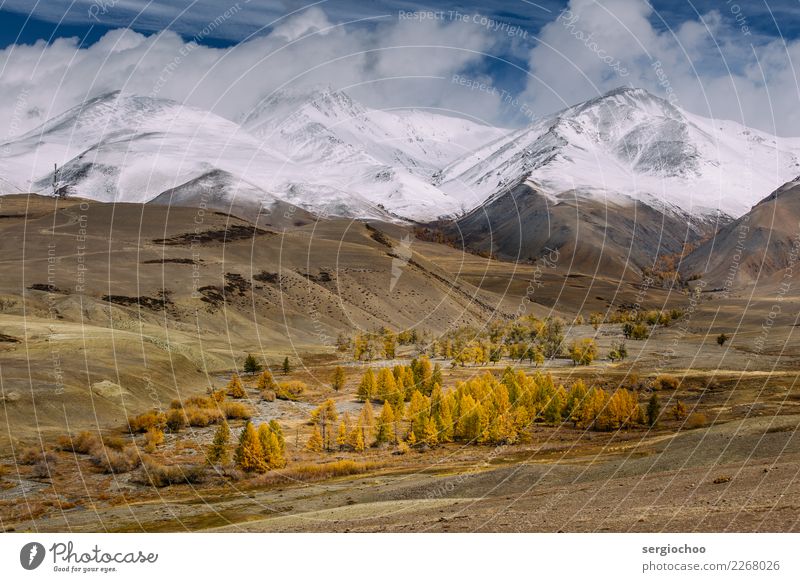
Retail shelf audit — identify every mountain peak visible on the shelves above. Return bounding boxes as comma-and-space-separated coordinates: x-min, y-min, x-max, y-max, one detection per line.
241, 85, 363, 130
567, 86, 679, 119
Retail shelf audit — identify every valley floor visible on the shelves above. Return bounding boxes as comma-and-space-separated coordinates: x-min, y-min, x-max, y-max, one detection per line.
6, 412, 799, 533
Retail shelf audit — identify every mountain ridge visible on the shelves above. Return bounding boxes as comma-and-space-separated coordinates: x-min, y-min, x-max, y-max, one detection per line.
1, 86, 799, 225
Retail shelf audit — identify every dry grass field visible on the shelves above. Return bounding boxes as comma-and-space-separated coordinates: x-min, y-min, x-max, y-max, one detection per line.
2, 194, 800, 532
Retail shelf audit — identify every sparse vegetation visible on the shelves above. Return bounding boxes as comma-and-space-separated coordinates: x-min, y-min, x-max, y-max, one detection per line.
276, 380, 305, 401
136, 459, 206, 487
654, 374, 680, 391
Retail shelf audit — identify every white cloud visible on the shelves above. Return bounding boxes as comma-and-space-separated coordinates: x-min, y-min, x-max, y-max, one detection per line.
0, 8, 502, 141
522, 0, 800, 136
0, 1, 798, 143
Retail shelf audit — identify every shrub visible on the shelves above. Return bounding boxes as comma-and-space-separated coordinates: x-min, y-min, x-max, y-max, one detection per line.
166, 408, 188, 431
260, 390, 276, 402
671, 400, 688, 420
101, 435, 128, 451
654, 374, 680, 390
685, 412, 707, 429
136, 459, 206, 487
31, 460, 53, 479
128, 411, 166, 434
226, 374, 246, 398
221, 401, 253, 420
90, 447, 141, 474
20, 447, 58, 473
18, 446, 45, 465
144, 427, 164, 453
184, 406, 223, 427
184, 395, 215, 409
256, 370, 278, 393
276, 380, 305, 401
57, 431, 101, 454
290, 460, 378, 480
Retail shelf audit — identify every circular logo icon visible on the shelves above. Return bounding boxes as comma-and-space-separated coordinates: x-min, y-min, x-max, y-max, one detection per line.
20, 542, 46, 570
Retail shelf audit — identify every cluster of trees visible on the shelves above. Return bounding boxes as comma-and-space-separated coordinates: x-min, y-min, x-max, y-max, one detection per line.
307, 398, 378, 453
425, 316, 565, 366
347, 327, 429, 361
337, 308, 684, 369
209, 420, 287, 473
307, 367, 660, 454
356, 356, 443, 405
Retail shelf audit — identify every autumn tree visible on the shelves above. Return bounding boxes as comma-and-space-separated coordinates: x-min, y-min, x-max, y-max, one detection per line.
524, 345, 545, 367
311, 399, 338, 450
207, 421, 231, 465
306, 424, 323, 453
375, 402, 395, 444
608, 341, 628, 362
589, 312, 603, 330
256, 369, 278, 393
357, 368, 377, 401
569, 338, 598, 366
422, 417, 439, 447
346, 402, 375, 451
411, 356, 433, 393
376, 367, 397, 402
383, 331, 397, 359
336, 417, 349, 449
540, 317, 565, 358
226, 374, 246, 398
350, 425, 365, 452
258, 422, 286, 468
331, 366, 346, 392
235, 421, 267, 473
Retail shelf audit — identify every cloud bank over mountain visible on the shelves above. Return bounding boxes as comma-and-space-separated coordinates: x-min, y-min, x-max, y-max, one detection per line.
0, 0, 797, 145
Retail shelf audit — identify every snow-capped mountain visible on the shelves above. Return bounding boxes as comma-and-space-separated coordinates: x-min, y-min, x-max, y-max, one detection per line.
241, 86, 506, 218
439, 87, 800, 220
0, 91, 294, 205
1, 86, 799, 224
0, 88, 505, 221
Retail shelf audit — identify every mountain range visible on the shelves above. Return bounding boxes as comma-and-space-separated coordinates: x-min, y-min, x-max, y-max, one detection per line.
2, 86, 799, 227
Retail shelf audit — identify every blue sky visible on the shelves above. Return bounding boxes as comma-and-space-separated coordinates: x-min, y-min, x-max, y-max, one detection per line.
0, 1, 798, 135
1, 1, 798, 48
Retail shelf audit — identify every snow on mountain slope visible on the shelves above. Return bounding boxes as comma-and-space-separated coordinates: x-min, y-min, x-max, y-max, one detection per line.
0, 88, 506, 221
241, 86, 508, 218
243, 86, 505, 172
2, 86, 799, 224
0, 91, 295, 205
439, 87, 800, 220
